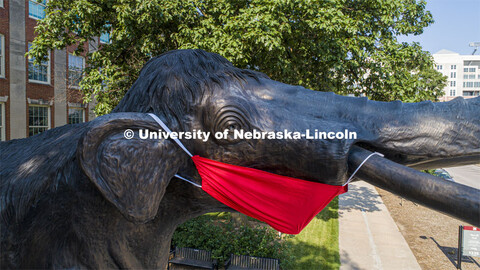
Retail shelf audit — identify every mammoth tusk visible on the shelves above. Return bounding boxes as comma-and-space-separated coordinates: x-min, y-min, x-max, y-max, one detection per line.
347, 146, 480, 226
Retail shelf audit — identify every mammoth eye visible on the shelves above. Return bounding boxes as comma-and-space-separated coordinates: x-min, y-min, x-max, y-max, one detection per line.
226, 122, 241, 131
219, 118, 244, 141
214, 111, 250, 144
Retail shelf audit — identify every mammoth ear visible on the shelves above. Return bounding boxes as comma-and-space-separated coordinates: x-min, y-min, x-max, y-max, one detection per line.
78, 113, 185, 223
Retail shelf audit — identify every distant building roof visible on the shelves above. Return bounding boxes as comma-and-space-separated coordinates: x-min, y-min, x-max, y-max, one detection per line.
434, 49, 459, 55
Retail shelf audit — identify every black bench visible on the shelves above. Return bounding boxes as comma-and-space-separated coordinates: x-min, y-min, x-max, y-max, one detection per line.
168, 247, 218, 270
225, 254, 280, 270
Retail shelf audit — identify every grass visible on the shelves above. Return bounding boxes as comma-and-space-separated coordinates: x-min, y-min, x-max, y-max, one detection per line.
287, 197, 340, 270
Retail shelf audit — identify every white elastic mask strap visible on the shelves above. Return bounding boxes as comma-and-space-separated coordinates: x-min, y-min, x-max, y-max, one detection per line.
147, 113, 201, 187
148, 113, 193, 157
343, 152, 384, 186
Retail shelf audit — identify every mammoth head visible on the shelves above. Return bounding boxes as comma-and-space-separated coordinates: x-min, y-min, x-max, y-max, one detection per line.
81, 49, 479, 225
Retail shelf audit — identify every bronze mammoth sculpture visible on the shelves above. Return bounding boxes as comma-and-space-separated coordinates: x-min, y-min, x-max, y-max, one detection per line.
1, 49, 479, 268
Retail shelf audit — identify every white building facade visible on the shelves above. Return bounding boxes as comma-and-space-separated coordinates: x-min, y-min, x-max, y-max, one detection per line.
433, 49, 480, 101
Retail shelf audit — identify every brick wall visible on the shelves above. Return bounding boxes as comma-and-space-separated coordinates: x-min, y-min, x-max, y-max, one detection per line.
2, 0, 94, 140
0, 0, 10, 140
25, 0, 55, 130
66, 42, 90, 122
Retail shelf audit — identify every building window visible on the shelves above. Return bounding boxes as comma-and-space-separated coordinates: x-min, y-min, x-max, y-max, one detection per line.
464, 74, 469, 79
474, 82, 480, 88
28, 105, 50, 136
100, 32, 110, 44
450, 72, 456, 78
469, 74, 476, 79
99, 24, 111, 44
0, 102, 4, 141
29, 0, 47, 20
451, 65, 456, 70
469, 68, 475, 72
450, 81, 456, 87
68, 108, 85, 124
436, 65, 443, 70
464, 67, 469, 72
0, 34, 4, 78
463, 82, 474, 88
463, 91, 479, 96
68, 54, 84, 88
28, 43, 50, 84
0, 0, 4, 8
449, 89, 456, 96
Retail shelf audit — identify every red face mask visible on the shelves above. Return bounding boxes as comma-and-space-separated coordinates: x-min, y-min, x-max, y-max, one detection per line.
192, 155, 347, 234
148, 114, 381, 234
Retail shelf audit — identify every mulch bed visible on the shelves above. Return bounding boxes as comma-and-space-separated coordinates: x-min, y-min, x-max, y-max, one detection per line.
376, 187, 480, 270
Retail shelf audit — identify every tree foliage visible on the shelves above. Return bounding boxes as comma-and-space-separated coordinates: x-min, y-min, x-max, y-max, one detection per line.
29, 0, 447, 115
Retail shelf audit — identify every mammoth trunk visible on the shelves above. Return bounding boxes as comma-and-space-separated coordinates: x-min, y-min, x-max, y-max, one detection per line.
348, 146, 480, 227
347, 96, 480, 169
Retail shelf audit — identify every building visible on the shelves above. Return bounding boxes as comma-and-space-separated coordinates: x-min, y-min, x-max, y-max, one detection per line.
0, 0, 103, 141
433, 49, 480, 102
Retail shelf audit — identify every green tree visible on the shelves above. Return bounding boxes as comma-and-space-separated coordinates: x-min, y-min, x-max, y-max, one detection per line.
29, 0, 447, 115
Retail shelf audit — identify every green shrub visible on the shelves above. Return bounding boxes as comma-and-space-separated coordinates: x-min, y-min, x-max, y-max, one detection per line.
172, 213, 294, 268
422, 169, 436, 175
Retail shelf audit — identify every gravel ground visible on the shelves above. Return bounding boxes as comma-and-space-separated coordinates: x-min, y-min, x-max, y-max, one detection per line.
376, 187, 480, 270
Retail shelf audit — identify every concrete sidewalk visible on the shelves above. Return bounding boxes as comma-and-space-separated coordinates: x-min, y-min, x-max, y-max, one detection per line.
339, 181, 421, 270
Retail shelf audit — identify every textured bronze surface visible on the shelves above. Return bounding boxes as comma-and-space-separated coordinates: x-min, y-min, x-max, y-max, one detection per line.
1, 49, 479, 268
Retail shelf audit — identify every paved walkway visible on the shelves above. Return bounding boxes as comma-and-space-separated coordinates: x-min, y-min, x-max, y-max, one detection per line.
339, 181, 421, 270
444, 165, 480, 189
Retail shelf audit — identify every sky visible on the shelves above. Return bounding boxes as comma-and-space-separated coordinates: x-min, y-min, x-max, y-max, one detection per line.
397, 0, 480, 55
